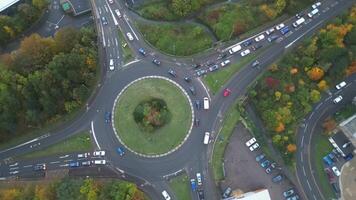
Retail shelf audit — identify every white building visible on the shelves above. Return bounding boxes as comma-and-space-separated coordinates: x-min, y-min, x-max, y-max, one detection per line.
0, 0, 20, 12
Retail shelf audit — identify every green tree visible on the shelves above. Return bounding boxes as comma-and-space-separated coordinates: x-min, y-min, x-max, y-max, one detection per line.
32, 0, 49, 10
171, 0, 192, 17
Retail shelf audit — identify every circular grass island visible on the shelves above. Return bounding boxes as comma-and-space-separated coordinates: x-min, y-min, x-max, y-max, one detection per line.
113, 77, 193, 156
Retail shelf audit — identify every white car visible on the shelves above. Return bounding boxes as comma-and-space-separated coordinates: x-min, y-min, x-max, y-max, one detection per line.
333, 96, 343, 104
245, 137, 257, 147
126, 32, 134, 41
9, 171, 19, 175
196, 173, 202, 185
108, 0, 114, 4
255, 34, 265, 42
312, 2, 321, 9
93, 160, 106, 165
220, 59, 231, 67
249, 143, 260, 151
93, 150, 106, 156
335, 81, 346, 90
240, 49, 251, 57
78, 153, 90, 158
332, 166, 341, 176
275, 23, 285, 30
162, 190, 171, 200
265, 28, 275, 35
115, 9, 121, 18
109, 59, 114, 71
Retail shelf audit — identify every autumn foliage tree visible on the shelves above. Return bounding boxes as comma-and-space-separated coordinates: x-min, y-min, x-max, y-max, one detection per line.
307, 67, 324, 81
287, 144, 297, 153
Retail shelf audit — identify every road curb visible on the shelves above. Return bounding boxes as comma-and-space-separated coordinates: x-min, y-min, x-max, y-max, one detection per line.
111, 76, 194, 158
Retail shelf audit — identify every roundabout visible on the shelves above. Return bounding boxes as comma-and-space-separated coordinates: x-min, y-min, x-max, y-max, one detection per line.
112, 76, 194, 157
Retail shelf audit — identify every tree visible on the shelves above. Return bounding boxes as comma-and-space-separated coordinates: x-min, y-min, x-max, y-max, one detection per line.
286, 144, 297, 153
322, 117, 337, 133
275, 91, 282, 101
344, 26, 356, 46
32, 0, 49, 10
317, 80, 328, 91
275, 122, 285, 133
310, 89, 321, 103
171, 0, 192, 17
307, 67, 324, 81
54, 28, 80, 53
274, 0, 286, 14
346, 61, 356, 76
80, 179, 100, 200
1, 189, 22, 200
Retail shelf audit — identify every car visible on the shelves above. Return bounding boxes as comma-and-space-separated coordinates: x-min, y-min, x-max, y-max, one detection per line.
252, 60, 260, 67
69, 162, 80, 168
203, 97, 209, 110
184, 77, 191, 82
323, 155, 334, 166
308, 8, 319, 18
295, 13, 302, 19
245, 137, 257, 147
10, 171, 19, 175
209, 64, 219, 72
332, 149, 341, 158
194, 118, 200, 126
267, 35, 279, 42
152, 58, 161, 65
116, 147, 125, 156
197, 190, 204, 200
272, 174, 283, 183
78, 153, 90, 158
196, 173, 202, 185
283, 188, 295, 197
168, 69, 177, 77
101, 17, 108, 25
333, 95, 343, 104
265, 28, 275, 35
335, 81, 346, 89
93, 160, 106, 165
223, 88, 231, 97
328, 153, 336, 161
251, 44, 263, 51
161, 190, 171, 200
332, 166, 341, 176
240, 49, 251, 57
255, 34, 265, 42
270, 162, 277, 169
261, 160, 270, 168
249, 142, 260, 151
203, 132, 210, 144
256, 154, 265, 162
265, 167, 272, 174
280, 26, 290, 35
109, 59, 114, 71
82, 161, 91, 166
138, 48, 146, 56
222, 187, 232, 198
206, 60, 215, 66
126, 32, 134, 41
220, 59, 231, 67
312, 2, 321, 9
331, 183, 340, 194
195, 100, 201, 110
324, 168, 335, 181
217, 53, 228, 60
275, 23, 285, 30
93, 150, 105, 157
105, 112, 111, 123
34, 164, 46, 171
115, 9, 121, 18
242, 39, 253, 47
286, 195, 300, 200
192, 63, 202, 69
229, 45, 242, 54
189, 86, 196, 95
196, 69, 207, 77
190, 179, 197, 191
108, 0, 114, 4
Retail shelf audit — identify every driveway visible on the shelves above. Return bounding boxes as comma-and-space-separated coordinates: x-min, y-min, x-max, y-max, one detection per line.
221, 123, 295, 200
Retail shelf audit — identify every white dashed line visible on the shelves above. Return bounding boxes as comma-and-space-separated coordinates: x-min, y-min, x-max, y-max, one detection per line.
91, 121, 101, 149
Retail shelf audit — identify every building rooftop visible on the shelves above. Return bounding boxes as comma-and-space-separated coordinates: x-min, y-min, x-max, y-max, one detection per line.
224, 189, 271, 200
0, 0, 20, 12
67, 0, 91, 16
340, 114, 356, 145
329, 131, 355, 157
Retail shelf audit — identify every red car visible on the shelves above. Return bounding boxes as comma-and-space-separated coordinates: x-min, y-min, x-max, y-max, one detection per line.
324, 168, 335, 182
223, 88, 231, 97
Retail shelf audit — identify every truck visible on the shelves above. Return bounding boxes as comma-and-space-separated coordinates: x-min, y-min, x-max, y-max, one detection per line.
228, 45, 242, 54
203, 97, 209, 110
292, 17, 305, 28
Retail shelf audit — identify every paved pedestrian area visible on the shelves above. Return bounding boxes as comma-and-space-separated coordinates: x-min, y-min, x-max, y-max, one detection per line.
340, 157, 356, 200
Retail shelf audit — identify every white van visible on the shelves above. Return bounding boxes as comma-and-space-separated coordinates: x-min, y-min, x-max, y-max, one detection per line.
308, 9, 319, 18
203, 97, 209, 110
292, 17, 305, 28
93, 160, 106, 165
203, 132, 210, 144
115, 9, 121, 18
228, 45, 242, 54
109, 59, 114, 71
161, 191, 171, 200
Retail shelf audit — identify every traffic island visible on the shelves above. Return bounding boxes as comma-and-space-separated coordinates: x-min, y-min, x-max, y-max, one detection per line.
113, 76, 193, 157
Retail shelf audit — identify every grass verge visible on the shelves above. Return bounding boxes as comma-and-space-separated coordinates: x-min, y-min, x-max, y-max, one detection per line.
313, 134, 336, 199
136, 22, 213, 56
18, 131, 92, 160
114, 78, 192, 155
169, 173, 192, 200
117, 30, 134, 63
212, 101, 241, 182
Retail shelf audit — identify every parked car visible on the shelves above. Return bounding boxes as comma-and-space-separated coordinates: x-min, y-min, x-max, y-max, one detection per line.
152, 58, 161, 65
242, 39, 253, 47
69, 162, 80, 168
196, 173, 202, 185
240, 49, 251, 57
168, 69, 177, 77
223, 88, 231, 97
286, 195, 300, 200
272, 174, 283, 183
138, 48, 146, 56
82, 161, 91, 166
190, 179, 197, 191
265, 167, 272, 174
209, 64, 219, 72
261, 160, 270, 168
197, 190, 204, 200
222, 187, 232, 198
333, 95, 343, 104
255, 34, 265, 42
331, 183, 340, 193
256, 154, 265, 162
267, 35, 279, 42
275, 23, 285, 30
324, 168, 335, 181
249, 143, 260, 151
280, 26, 290, 35
116, 147, 125, 156
109, 59, 114, 71
101, 17, 108, 25
283, 188, 295, 197
217, 53, 228, 60
265, 28, 275, 35
78, 153, 90, 158
332, 166, 341, 176
105, 112, 111, 123
192, 63, 202, 69
245, 137, 257, 147
93, 150, 105, 157
220, 60, 231, 67
323, 155, 334, 166
93, 160, 106, 165
252, 60, 260, 67
335, 81, 346, 90
184, 77, 191, 82
251, 44, 263, 51
161, 190, 171, 200
312, 2, 321, 9
126, 32, 134, 41
196, 69, 207, 77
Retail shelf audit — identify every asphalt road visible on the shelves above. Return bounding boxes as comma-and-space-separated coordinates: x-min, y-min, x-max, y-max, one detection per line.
0, 0, 355, 200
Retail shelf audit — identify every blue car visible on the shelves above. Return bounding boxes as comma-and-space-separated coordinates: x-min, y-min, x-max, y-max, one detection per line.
261, 160, 270, 168
280, 26, 290, 35
105, 112, 111, 123
138, 48, 146, 56
69, 162, 80, 168
190, 179, 197, 191
323, 155, 333, 166
242, 39, 253, 47
117, 147, 125, 156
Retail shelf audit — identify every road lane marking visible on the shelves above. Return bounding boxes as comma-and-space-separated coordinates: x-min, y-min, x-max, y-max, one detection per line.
115, 38, 118, 46
23, 165, 32, 168
313, 195, 317, 200
123, 14, 139, 40
197, 78, 211, 100
59, 155, 69, 159
301, 135, 305, 145
123, 59, 140, 67
306, 179, 311, 190
50, 161, 60, 164
105, 0, 118, 26
303, 166, 306, 176
8, 162, 18, 167
63, 159, 73, 163
315, 102, 322, 110
91, 121, 101, 149
301, 153, 304, 163
104, 5, 108, 13
9, 167, 19, 171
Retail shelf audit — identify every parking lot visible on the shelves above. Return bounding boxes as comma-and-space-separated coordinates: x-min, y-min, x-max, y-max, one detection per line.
221, 123, 295, 200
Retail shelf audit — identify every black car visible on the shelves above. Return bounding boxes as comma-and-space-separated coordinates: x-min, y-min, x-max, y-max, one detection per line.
194, 118, 200, 126
242, 39, 253, 47
34, 164, 46, 171
192, 63, 201, 69
189, 86, 196, 95
197, 190, 204, 200
272, 174, 283, 183
184, 76, 191, 82
105, 112, 111, 123
222, 187, 232, 198
152, 58, 161, 65
267, 35, 279, 42
168, 69, 177, 77
251, 44, 263, 51
195, 100, 201, 110
331, 183, 340, 193
101, 17, 108, 25
217, 53, 228, 60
